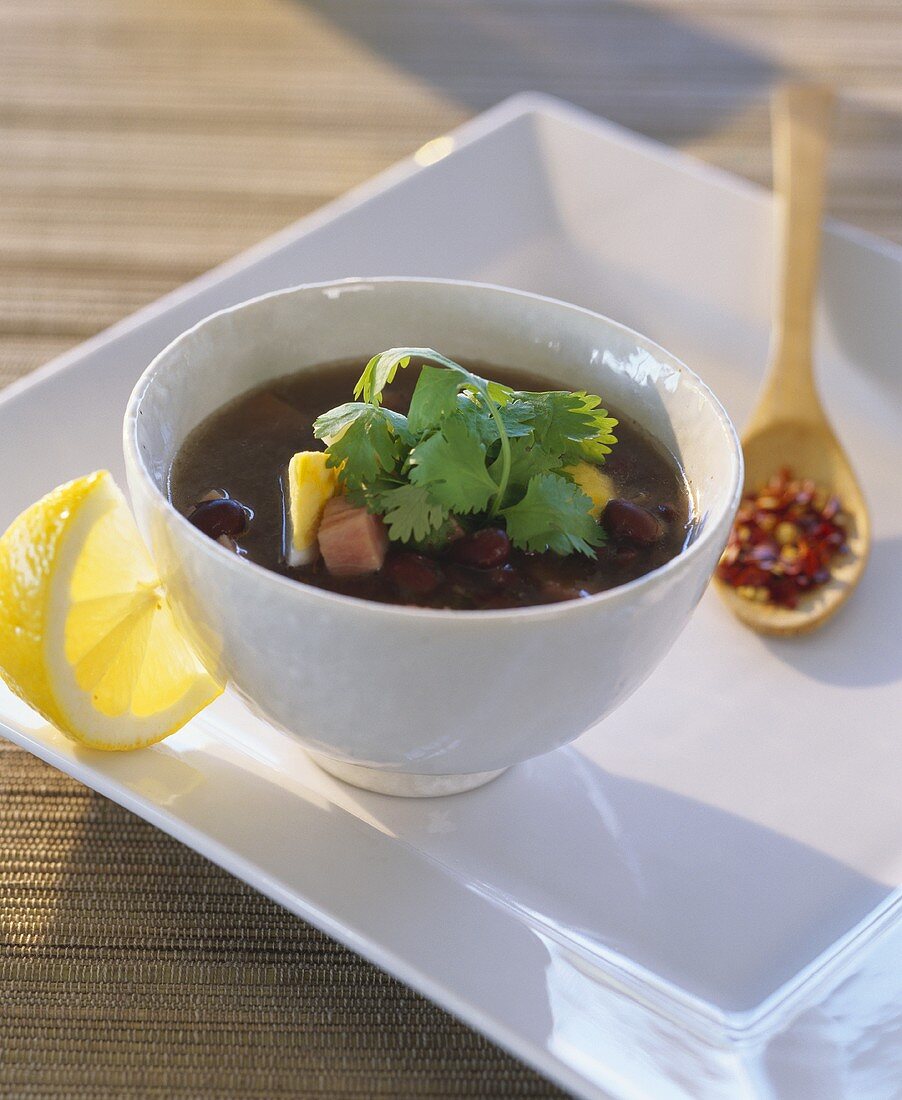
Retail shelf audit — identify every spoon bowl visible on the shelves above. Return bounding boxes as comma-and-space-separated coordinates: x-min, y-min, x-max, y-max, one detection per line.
718, 417, 870, 636
714, 84, 871, 635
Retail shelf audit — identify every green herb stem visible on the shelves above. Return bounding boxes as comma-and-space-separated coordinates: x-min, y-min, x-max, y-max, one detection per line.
483, 391, 511, 516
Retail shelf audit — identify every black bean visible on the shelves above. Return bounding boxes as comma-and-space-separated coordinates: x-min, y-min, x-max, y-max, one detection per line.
187, 489, 227, 514
189, 497, 250, 540
602, 499, 663, 547
451, 527, 511, 569
386, 552, 444, 596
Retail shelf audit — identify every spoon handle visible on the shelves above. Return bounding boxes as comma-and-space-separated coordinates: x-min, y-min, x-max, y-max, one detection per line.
752, 84, 835, 427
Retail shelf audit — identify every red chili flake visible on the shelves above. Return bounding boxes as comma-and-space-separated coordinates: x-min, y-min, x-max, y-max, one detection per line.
716, 467, 848, 608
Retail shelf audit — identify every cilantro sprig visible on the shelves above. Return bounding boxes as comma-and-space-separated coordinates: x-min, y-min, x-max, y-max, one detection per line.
313, 348, 618, 557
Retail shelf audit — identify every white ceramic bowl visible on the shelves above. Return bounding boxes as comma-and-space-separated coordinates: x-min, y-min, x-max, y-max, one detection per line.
124, 278, 742, 796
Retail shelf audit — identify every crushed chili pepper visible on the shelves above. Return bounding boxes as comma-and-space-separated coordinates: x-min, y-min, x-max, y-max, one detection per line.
717, 467, 848, 609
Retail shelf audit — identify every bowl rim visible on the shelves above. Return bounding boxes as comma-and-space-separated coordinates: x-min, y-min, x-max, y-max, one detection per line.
124, 276, 743, 621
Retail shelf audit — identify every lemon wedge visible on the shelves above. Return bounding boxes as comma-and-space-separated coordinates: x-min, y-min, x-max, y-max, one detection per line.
286, 451, 339, 565
0, 470, 221, 749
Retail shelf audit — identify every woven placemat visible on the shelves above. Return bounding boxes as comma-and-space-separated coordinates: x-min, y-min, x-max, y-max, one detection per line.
0, 740, 564, 1099
1, 1, 898, 1096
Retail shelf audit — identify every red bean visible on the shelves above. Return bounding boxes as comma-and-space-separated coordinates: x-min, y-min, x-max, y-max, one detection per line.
602, 499, 663, 547
189, 497, 250, 540
386, 552, 444, 596
656, 502, 678, 523
451, 527, 511, 569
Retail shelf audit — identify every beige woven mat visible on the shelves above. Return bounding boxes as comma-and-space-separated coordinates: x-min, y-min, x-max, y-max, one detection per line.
1, 1, 898, 1096
0, 741, 566, 1098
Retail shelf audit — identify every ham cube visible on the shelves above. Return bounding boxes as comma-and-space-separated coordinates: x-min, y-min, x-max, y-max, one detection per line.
317, 497, 388, 577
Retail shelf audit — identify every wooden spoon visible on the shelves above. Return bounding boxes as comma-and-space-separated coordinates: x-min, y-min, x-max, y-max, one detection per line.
715, 84, 871, 636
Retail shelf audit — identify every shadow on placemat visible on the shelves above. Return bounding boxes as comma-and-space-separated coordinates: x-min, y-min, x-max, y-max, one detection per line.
299, 0, 902, 247
298, 0, 780, 142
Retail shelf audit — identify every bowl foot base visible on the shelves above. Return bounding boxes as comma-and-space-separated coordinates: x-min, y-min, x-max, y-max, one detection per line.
307, 752, 507, 797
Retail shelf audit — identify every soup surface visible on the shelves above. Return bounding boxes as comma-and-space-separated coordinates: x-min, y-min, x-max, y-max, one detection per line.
170, 360, 692, 609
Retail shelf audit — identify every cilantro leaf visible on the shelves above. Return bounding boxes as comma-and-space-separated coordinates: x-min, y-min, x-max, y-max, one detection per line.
502, 472, 605, 556
514, 391, 618, 462
315, 347, 620, 554
354, 350, 412, 405
408, 416, 499, 514
453, 393, 498, 447
498, 435, 563, 494
342, 480, 395, 510
313, 402, 369, 443
486, 379, 515, 405
351, 349, 519, 514
355, 347, 485, 405
453, 393, 533, 449
409, 515, 464, 553
578, 413, 619, 461
325, 406, 406, 489
314, 402, 412, 445
407, 366, 463, 433
375, 483, 447, 544
498, 398, 537, 438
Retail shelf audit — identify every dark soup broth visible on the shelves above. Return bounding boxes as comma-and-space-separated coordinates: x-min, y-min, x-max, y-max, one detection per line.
170, 360, 692, 609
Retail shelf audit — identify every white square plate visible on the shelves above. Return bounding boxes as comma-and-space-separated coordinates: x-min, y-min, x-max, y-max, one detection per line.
2, 94, 901, 1099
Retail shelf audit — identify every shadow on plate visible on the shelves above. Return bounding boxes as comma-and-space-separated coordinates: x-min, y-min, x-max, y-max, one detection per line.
302, 744, 895, 1018
27, 702, 896, 1092
822, 226, 902, 404
762, 536, 902, 688
16, 719, 901, 1097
